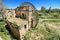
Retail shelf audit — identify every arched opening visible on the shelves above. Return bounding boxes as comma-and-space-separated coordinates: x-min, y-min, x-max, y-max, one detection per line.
22, 13, 24, 18
5, 17, 6, 19
21, 13, 26, 19
24, 25, 26, 29
8, 11, 13, 17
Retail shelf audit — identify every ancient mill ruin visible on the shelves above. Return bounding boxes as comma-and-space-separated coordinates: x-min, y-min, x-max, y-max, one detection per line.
4, 2, 39, 40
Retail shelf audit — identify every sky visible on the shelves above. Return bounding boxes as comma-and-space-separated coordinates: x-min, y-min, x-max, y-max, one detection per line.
3, 0, 60, 10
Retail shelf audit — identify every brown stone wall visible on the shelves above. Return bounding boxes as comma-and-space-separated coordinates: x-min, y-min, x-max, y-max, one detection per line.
4, 9, 16, 19
6, 21, 20, 40
15, 6, 29, 20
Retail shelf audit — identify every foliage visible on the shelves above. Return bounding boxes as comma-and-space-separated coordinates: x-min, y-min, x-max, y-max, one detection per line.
0, 19, 4, 22
41, 6, 46, 13
38, 6, 60, 19
42, 20, 60, 22
11, 22, 19, 29
25, 20, 60, 40
0, 19, 11, 40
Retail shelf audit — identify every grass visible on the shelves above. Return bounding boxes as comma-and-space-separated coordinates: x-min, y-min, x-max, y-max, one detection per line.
0, 32, 10, 40
38, 12, 60, 19
0, 19, 11, 40
12, 22, 19, 29
42, 20, 60, 22
25, 20, 60, 40
0, 19, 4, 22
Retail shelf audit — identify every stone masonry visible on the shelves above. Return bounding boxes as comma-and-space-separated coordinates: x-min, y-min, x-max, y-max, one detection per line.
4, 2, 39, 40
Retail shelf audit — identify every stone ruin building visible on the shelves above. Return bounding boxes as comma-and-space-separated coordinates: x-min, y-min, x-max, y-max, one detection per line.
4, 2, 39, 40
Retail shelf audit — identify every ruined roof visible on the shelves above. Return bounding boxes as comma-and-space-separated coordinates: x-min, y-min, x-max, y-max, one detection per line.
20, 2, 36, 9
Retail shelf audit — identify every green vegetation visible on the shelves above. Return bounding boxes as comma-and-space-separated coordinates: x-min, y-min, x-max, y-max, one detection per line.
38, 6, 60, 19
0, 19, 11, 40
42, 20, 60, 22
0, 12, 2, 14
0, 19, 4, 22
25, 20, 60, 40
38, 12, 60, 19
11, 22, 19, 29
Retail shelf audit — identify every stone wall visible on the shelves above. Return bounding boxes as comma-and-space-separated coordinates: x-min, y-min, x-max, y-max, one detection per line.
6, 21, 20, 39
6, 19, 29, 40
4, 9, 16, 19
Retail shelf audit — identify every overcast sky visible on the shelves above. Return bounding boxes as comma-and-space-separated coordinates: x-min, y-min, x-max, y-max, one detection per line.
3, 0, 60, 10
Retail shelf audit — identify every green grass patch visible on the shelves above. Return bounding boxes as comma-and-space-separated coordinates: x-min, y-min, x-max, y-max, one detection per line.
42, 20, 60, 22
0, 32, 10, 40
25, 22, 60, 40
0, 19, 4, 22
0, 20, 11, 40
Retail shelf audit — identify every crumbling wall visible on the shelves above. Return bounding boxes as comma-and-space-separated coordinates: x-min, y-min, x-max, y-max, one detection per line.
4, 9, 16, 19
6, 21, 20, 40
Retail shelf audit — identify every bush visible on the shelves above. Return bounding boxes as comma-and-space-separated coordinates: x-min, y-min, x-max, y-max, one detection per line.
25, 21, 60, 40
0, 21, 11, 40
0, 19, 4, 22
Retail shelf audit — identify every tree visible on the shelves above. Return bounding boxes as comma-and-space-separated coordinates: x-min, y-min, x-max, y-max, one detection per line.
41, 6, 46, 13
48, 7, 51, 13
0, 0, 3, 12
0, 0, 5, 19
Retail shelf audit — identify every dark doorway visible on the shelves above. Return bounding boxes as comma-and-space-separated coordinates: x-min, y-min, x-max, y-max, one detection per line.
31, 18, 33, 28
22, 13, 26, 19
22, 13, 24, 19
24, 25, 26, 29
